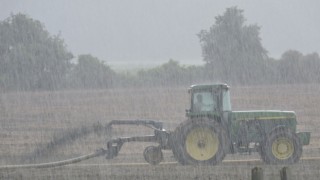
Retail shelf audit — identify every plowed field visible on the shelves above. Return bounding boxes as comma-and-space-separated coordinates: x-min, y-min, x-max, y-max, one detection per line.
0, 84, 319, 179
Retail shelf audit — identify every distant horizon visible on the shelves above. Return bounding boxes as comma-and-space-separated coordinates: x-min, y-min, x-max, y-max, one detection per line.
107, 59, 205, 72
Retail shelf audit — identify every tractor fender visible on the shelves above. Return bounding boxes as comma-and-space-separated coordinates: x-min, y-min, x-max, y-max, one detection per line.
269, 125, 293, 135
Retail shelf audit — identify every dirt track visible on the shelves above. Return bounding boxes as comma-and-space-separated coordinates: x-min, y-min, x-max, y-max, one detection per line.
0, 84, 320, 179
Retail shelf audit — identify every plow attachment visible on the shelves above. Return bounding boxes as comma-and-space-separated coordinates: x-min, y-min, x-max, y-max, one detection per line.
105, 119, 172, 165
0, 119, 172, 170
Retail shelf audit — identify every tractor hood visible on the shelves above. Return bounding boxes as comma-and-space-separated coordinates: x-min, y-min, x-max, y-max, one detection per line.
231, 110, 296, 121
231, 110, 298, 133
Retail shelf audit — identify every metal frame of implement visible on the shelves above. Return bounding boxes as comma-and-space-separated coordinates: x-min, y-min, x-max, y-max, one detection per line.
105, 119, 171, 159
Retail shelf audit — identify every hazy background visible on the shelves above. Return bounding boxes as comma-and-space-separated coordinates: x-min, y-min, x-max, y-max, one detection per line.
1, 0, 320, 69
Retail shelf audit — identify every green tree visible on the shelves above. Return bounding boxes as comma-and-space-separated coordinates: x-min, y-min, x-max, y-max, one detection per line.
277, 50, 320, 83
198, 7, 268, 84
0, 13, 73, 91
134, 59, 207, 87
277, 50, 303, 83
302, 52, 320, 82
70, 54, 116, 89
137, 60, 187, 86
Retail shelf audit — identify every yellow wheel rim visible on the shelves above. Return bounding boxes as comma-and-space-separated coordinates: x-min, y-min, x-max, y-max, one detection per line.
271, 137, 294, 160
185, 127, 219, 161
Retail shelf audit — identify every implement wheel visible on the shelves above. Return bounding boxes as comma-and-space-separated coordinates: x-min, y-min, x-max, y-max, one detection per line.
261, 127, 302, 164
143, 146, 163, 165
172, 118, 229, 165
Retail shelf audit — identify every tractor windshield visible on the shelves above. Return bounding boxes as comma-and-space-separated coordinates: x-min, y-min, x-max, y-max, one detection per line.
192, 91, 218, 112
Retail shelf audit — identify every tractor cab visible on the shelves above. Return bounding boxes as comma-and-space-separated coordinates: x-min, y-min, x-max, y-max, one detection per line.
187, 84, 231, 118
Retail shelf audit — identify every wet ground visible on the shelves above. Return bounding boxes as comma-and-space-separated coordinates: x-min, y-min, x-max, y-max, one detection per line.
0, 84, 319, 179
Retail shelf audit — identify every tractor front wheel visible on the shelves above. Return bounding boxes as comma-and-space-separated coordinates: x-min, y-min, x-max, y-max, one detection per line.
171, 118, 229, 165
261, 128, 302, 164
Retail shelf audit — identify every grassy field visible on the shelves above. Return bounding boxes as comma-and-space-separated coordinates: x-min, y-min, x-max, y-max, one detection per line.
0, 84, 319, 179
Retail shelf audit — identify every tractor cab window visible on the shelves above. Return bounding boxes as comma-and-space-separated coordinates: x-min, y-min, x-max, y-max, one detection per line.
192, 91, 218, 112
222, 90, 232, 111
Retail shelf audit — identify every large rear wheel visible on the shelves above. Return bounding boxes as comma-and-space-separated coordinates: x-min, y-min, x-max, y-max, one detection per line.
171, 118, 229, 165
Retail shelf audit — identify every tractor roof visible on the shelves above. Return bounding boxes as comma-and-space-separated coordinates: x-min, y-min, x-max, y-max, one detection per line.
190, 83, 229, 91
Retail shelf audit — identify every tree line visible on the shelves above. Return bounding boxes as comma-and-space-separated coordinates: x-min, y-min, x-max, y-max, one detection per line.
1, 9, 320, 92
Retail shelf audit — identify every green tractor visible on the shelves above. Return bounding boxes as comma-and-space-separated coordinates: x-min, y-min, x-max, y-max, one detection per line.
105, 84, 310, 165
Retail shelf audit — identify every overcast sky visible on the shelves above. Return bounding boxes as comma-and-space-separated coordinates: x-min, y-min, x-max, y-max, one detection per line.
1, 0, 320, 68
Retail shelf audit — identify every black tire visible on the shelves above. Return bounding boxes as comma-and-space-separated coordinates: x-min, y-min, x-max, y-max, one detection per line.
171, 118, 229, 165
143, 146, 163, 165
260, 127, 302, 164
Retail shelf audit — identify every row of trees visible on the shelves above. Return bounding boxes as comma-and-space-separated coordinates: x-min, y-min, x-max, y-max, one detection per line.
1, 9, 320, 91
134, 51, 320, 86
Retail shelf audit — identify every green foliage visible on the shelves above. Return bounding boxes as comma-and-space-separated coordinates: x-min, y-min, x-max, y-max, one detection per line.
134, 60, 206, 87
70, 54, 116, 89
275, 50, 320, 83
0, 14, 73, 91
198, 7, 268, 84
1, 12, 320, 91
137, 60, 184, 86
